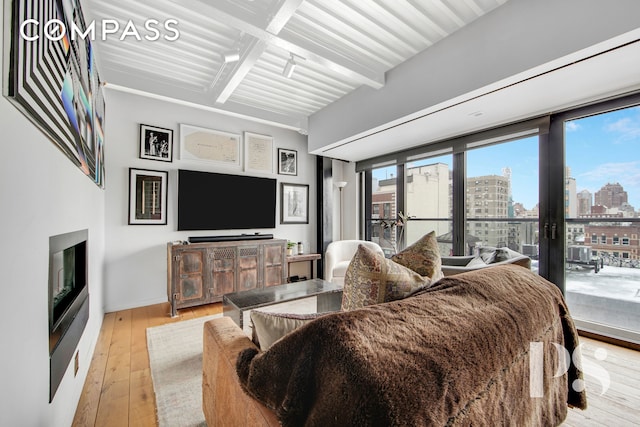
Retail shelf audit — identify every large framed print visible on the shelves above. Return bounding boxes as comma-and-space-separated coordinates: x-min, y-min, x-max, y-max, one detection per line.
3, 0, 106, 188
128, 168, 168, 225
140, 124, 173, 162
244, 132, 274, 174
180, 124, 241, 168
281, 183, 309, 224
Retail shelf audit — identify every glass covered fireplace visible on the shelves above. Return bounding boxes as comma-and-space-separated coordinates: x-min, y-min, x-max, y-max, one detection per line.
49, 229, 89, 402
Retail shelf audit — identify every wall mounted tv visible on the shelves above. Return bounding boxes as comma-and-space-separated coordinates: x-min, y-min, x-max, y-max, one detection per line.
178, 169, 277, 230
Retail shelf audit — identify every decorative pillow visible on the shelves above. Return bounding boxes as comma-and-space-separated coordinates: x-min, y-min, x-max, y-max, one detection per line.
478, 246, 522, 264
465, 256, 488, 268
478, 246, 498, 264
250, 311, 326, 351
391, 231, 443, 280
341, 244, 431, 311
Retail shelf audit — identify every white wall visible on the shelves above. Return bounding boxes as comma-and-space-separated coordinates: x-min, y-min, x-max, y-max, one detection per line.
0, 7, 106, 423
103, 90, 314, 312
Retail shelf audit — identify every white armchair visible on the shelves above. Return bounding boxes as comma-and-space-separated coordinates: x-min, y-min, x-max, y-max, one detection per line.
324, 240, 384, 285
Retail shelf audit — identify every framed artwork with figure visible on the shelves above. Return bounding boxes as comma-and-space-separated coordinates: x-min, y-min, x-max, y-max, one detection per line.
278, 148, 297, 175
140, 124, 173, 162
281, 183, 309, 224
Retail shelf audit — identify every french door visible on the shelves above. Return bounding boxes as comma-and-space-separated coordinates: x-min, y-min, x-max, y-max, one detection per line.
546, 93, 640, 343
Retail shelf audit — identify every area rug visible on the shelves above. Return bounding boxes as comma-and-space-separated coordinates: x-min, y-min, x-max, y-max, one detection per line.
147, 314, 221, 427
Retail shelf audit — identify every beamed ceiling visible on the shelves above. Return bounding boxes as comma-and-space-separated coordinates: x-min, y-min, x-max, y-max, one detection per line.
84, 1, 640, 162
84, 0, 507, 133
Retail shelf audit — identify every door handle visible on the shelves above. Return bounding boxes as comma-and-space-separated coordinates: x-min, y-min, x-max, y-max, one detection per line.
544, 222, 549, 239
551, 223, 557, 240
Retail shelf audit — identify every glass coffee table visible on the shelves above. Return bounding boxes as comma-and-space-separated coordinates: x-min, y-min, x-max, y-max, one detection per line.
223, 278, 343, 330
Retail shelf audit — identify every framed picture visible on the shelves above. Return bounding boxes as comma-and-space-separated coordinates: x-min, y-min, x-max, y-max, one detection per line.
278, 148, 297, 176
140, 124, 173, 162
281, 183, 309, 224
128, 168, 168, 225
3, 0, 105, 187
179, 124, 241, 168
245, 132, 274, 174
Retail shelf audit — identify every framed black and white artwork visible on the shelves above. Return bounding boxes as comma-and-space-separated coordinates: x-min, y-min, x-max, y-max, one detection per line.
278, 148, 297, 175
281, 183, 309, 224
128, 168, 168, 225
140, 124, 173, 162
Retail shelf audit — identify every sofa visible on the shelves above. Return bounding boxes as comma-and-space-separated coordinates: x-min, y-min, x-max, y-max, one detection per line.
441, 246, 531, 276
203, 265, 586, 426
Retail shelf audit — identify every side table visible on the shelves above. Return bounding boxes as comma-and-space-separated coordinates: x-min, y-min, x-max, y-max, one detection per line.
286, 253, 322, 282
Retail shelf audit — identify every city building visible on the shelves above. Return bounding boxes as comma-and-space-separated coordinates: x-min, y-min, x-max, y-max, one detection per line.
577, 190, 593, 216
595, 182, 628, 208
466, 174, 510, 248
586, 224, 640, 262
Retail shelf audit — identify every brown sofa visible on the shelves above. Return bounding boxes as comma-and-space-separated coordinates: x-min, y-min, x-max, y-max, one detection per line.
203, 265, 585, 426
202, 317, 279, 426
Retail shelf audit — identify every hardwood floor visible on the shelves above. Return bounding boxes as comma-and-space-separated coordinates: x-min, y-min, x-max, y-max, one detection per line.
72, 302, 222, 427
72, 302, 639, 426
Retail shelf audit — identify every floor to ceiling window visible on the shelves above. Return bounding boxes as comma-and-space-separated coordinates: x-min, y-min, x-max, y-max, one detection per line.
369, 165, 399, 257
561, 103, 640, 342
466, 137, 539, 266
404, 155, 453, 256
360, 93, 640, 344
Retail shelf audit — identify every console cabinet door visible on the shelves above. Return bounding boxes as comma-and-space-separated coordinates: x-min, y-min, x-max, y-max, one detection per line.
173, 249, 209, 309
237, 246, 259, 291
263, 242, 285, 287
210, 247, 236, 297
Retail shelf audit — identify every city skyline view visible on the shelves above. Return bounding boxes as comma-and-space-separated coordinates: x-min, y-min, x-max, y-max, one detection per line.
374, 105, 640, 214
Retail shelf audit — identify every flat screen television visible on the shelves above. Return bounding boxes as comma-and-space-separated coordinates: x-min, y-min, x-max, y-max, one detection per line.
178, 169, 277, 230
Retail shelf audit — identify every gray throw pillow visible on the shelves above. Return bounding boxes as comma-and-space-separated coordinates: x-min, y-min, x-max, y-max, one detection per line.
250, 311, 326, 351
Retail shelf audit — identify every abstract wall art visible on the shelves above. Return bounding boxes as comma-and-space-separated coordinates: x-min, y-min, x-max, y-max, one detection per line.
3, 0, 106, 187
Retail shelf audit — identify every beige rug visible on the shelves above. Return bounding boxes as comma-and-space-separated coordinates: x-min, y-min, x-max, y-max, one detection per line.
147, 314, 221, 427
146, 298, 317, 426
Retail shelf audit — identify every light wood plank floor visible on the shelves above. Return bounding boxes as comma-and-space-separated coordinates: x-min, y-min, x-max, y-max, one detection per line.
72, 302, 639, 426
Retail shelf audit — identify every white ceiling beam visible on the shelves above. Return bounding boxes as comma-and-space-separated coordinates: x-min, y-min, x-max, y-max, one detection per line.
167, 0, 384, 90
213, 38, 267, 103
212, 0, 304, 103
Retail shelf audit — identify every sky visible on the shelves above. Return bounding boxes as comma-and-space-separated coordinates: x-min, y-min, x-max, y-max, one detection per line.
373, 105, 640, 212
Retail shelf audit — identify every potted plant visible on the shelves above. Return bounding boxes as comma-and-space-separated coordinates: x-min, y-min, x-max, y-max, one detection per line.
286, 241, 296, 256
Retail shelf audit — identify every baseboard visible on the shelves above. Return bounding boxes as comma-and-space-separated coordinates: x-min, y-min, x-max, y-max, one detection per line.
575, 319, 640, 351
104, 296, 168, 314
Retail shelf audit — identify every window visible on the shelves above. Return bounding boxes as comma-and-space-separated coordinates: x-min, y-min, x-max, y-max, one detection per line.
360, 94, 639, 343
563, 101, 640, 343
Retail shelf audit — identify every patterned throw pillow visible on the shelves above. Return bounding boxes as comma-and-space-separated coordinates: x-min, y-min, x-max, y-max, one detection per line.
341, 244, 431, 311
391, 231, 443, 280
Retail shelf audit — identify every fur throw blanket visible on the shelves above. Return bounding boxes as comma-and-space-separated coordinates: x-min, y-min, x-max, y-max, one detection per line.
236, 265, 587, 426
